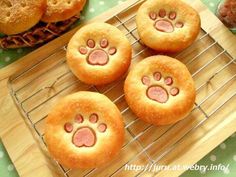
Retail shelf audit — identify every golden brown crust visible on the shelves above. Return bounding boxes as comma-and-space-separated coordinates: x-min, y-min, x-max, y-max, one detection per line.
45, 91, 125, 169
0, 0, 46, 35
66, 22, 132, 85
136, 0, 201, 53
41, 0, 87, 22
124, 55, 196, 125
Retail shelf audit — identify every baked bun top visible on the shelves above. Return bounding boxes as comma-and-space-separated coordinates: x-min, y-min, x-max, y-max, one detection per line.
136, 0, 201, 52
0, 0, 46, 35
45, 91, 125, 168
66, 22, 132, 85
124, 55, 196, 125
41, 0, 87, 22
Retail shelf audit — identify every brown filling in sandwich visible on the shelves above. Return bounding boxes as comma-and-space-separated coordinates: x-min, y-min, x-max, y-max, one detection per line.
0, 0, 87, 48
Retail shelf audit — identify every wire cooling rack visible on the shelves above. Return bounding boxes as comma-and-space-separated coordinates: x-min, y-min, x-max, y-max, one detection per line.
8, 2, 236, 177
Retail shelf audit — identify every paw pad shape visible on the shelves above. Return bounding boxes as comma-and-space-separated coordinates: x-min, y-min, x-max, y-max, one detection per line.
149, 9, 184, 33
142, 72, 179, 103
64, 113, 107, 147
79, 38, 117, 66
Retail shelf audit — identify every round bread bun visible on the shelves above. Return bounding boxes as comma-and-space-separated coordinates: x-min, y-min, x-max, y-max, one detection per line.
41, 0, 87, 22
0, 0, 46, 35
136, 0, 201, 53
45, 91, 125, 169
66, 22, 132, 85
124, 55, 196, 125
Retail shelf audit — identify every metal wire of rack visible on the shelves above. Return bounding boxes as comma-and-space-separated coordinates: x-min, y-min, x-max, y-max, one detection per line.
8, 2, 236, 177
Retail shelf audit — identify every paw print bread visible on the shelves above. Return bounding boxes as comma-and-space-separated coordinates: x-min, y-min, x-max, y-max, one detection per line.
124, 55, 196, 125
136, 0, 201, 53
66, 22, 132, 85
0, 0, 46, 35
45, 91, 125, 169
41, 0, 87, 22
